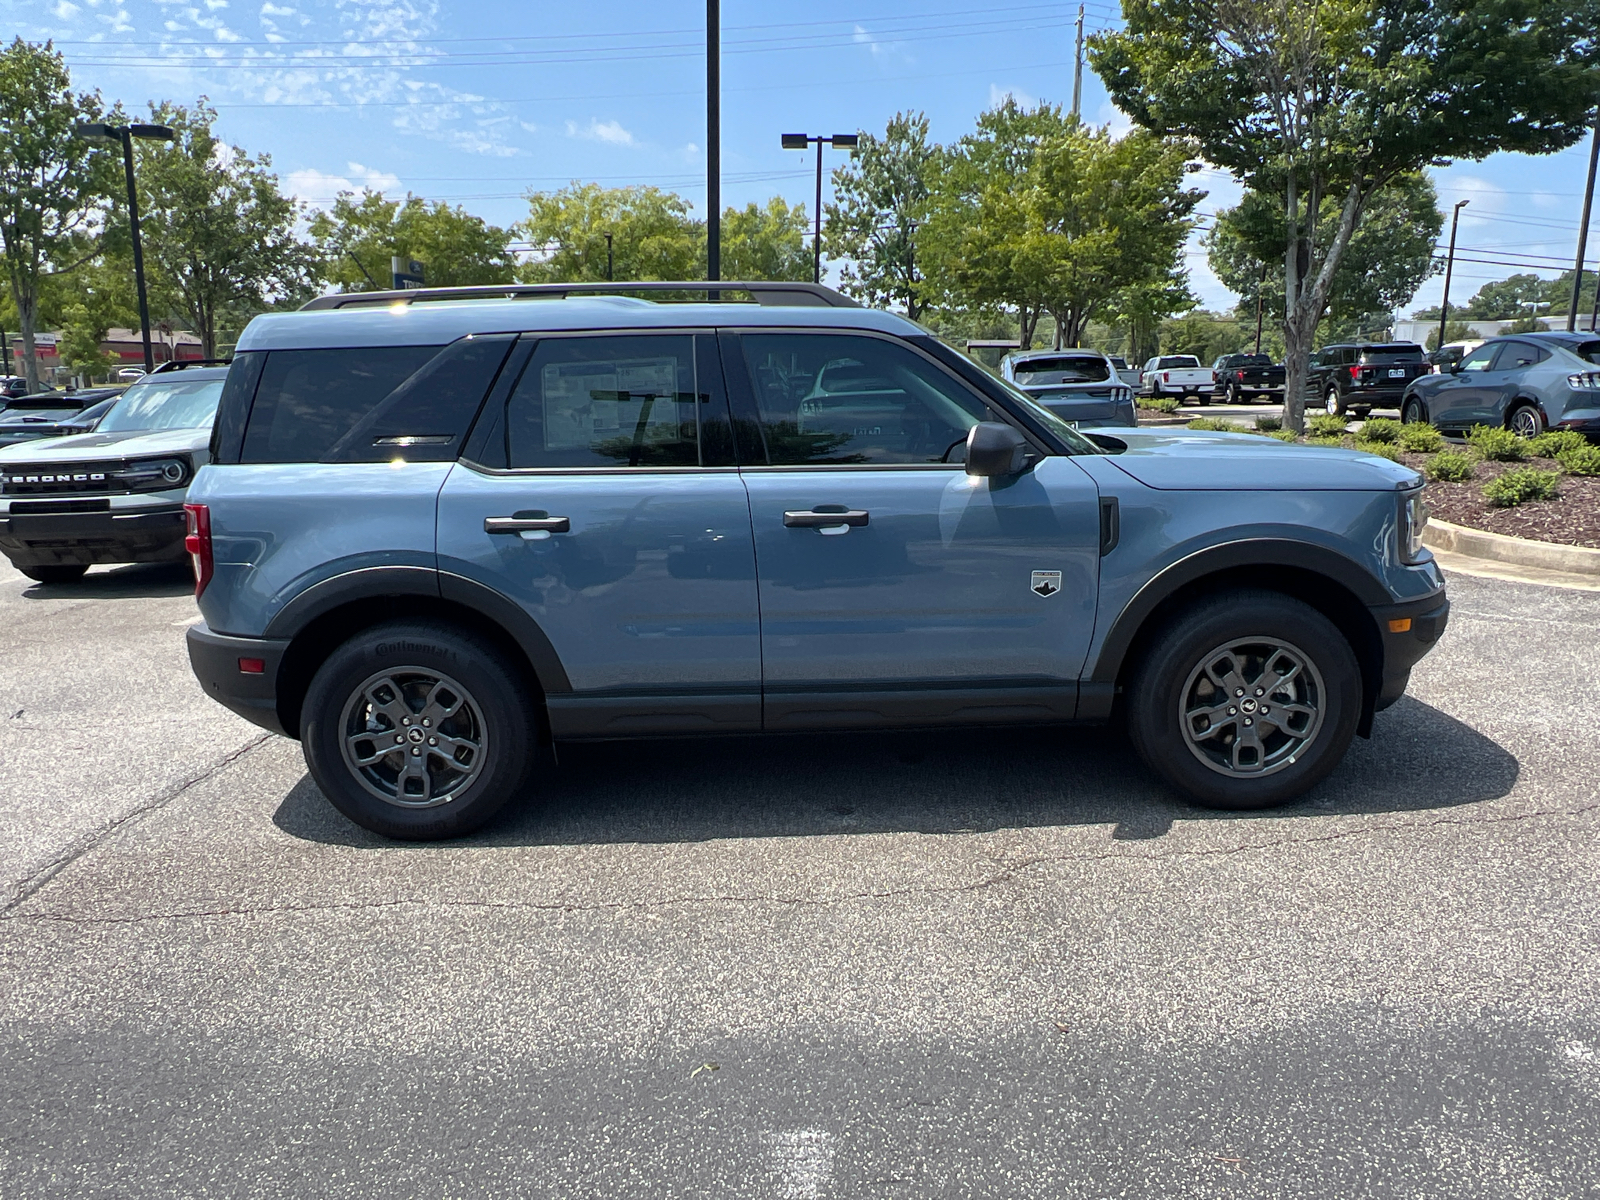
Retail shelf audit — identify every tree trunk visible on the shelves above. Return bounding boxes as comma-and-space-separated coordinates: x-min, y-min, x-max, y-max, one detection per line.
1283, 178, 1367, 433
15, 287, 39, 394
1281, 172, 1306, 433
1019, 303, 1039, 350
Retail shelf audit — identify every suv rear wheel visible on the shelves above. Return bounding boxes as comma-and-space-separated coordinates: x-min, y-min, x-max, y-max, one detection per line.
1324, 386, 1345, 416
301, 620, 540, 839
1508, 402, 1543, 439
1126, 590, 1361, 810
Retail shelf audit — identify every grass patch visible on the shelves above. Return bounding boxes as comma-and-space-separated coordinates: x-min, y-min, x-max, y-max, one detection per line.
1358, 416, 1401, 443
1556, 442, 1600, 476
1266, 428, 1300, 442
1396, 422, 1445, 453
1353, 440, 1401, 460
1307, 412, 1350, 438
1254, 414, 1282, 432
1483, 467, 1560, 507
1137, 396, 1180, 413
1466, 424, 1527, 462
1528, 429, 1591, 459
1425, 450, 1476, 482
1187, 416, 1249, 432
1306, 434, 1348, 447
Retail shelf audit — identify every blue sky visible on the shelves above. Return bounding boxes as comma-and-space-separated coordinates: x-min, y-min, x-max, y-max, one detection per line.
5, 0, 1593, 316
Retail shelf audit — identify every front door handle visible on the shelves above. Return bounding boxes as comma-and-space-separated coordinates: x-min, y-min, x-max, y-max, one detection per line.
783, 508, 869, 535
485, 512, 571, 539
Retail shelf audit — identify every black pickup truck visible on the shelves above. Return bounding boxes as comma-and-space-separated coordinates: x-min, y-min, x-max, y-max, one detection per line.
1211, 353, 1286, 403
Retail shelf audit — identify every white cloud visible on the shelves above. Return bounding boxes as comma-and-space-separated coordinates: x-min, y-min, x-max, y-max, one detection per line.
259, 1, 295, 13
1096, 100, 1134, 139
285, 161, 401, 208
989, 83, 1038, 110
49, 0, 81, 18
566, 118, 635, 146
853, 24, 884, 58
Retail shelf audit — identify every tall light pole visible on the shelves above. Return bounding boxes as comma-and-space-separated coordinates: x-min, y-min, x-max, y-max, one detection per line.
707, 0, 720, 284
1438, 198, 1469, 354
1071, 4, 1085, 120
75, 122, 175, 374
1571, 116, 1600, 332
782, 132, 859, 284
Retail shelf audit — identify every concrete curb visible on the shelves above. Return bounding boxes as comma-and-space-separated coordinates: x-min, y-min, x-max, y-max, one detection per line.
1423, 516, 1600, 577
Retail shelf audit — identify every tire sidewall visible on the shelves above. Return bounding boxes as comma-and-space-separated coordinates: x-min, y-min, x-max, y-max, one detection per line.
1509, 404, 1543, 439
1126, 593, 1362, 810
1403, 395, 1425, 425
1325, 387, 1343, 416
301, 621, 537, 839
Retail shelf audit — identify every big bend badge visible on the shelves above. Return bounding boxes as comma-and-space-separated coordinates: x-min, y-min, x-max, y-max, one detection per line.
1030, 570, 1062, 598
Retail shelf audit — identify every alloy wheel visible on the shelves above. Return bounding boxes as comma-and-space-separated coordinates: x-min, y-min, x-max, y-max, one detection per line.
339, 667, 488, 807
1510, 406, 1542, 439
1179, 636, 1326, 779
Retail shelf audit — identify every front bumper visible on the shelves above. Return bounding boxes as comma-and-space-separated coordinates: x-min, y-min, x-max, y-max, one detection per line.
186, 622, 291, 737
1368, 592, 1450, 715
0, 503, 186, 567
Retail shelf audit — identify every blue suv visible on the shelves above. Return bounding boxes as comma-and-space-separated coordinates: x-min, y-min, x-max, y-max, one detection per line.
184, 282, 1449, 839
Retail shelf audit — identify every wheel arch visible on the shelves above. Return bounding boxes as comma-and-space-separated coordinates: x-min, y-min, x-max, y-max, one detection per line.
1088, 541, 1387, 737
1504, 395, 1546, 430
267, 567, 570, 739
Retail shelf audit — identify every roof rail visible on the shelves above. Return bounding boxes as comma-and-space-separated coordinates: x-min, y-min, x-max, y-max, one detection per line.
299, 280, 861, 311
149, 357, 232, 373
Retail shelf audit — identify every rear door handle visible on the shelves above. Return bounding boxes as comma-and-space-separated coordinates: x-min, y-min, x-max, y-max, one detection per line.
783, 508, 869, 533
485, 513, 571, 538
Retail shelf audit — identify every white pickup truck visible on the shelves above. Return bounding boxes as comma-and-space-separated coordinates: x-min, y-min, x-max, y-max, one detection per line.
1140, 354, 1215, 402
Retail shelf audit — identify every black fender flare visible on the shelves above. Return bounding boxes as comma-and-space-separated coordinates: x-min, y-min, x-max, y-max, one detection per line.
1086, 538, 1390, 690
264, 564, 572, 693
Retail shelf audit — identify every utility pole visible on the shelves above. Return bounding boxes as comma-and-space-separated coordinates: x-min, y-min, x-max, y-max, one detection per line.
1438, 199, 1469, 352
1254, 263, 1266, 354
1572, 116, 1600, 331
706, 0, 720, 285
1071, 5, 1085, 120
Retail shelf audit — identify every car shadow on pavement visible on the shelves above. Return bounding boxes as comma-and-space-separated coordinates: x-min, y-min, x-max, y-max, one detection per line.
16, 560, 193, 600
272, 695, 1519, 849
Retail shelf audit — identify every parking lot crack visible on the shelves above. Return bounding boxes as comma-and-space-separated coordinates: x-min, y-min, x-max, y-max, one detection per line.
0, 734, 275, 914
7, 792, 1596, 927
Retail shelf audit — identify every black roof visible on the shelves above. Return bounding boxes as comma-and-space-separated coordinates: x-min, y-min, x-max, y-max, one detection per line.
1522, 329, 1598, 344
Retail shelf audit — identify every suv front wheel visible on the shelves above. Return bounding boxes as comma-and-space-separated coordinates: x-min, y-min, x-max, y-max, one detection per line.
301, 620, 540, 839
1126, 591, 1361, 810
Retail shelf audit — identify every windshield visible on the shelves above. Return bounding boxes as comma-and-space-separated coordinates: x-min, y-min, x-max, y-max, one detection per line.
1013, 356, 1111, 384
1362, 345, 1425, 362
1157, 356, 1200, 369
97, 377, 224, 432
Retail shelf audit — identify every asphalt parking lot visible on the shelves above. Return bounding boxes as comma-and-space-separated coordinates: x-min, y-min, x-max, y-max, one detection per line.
2, 556, 1598, 1197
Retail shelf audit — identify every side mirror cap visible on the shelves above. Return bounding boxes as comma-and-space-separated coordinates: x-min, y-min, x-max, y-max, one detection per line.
1446, 362, 1462, 374
965, 421, 1030, 478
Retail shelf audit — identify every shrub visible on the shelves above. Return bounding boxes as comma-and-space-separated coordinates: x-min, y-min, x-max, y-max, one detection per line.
1188, 416, 1252, 432
1467, 424, 1526, 462
1396, 422, 1445, 453
1556, 442, 1600, 476
1254, 414, 1282, 432
1528, 429, 1591, 459
1267, 428, 1300, 442
1308, 412, 1350, 438
1425, 450, 1476, 482
1483, 467, 1560, 507
1307, 434, 1348, 447
1359, 416, 1401, 443
1353, 440, 1401, 460
1137, 395, 1180, 413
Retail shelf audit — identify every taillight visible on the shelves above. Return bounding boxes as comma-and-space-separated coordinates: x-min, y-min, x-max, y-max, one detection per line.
1162, 372, 1171, 383
183, 502, 212, 597
1348, 365, 1361, 380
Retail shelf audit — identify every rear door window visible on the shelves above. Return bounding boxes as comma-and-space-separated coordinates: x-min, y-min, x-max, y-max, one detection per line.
1496, 340, 1549, 370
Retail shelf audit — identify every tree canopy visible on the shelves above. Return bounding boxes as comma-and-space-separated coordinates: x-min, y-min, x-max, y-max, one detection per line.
311, 190, 515, 293
824, 112, 938, 318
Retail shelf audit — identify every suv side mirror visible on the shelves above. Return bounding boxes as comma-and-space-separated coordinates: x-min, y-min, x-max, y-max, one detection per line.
965, 421, 1030, 478
1446, 361, 1462, 374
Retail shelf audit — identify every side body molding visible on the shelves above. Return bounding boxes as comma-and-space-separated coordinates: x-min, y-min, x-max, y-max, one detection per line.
1085, 537, 1392, 692
263, 564, 573, 694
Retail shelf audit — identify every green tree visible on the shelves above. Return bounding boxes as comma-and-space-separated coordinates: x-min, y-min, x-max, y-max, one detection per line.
312, 191, 514, 293
52, 246, 135, 379
136, 102, 315, 358
1461, 274, 1551, 321
1207, 172, 1441, 336
1424, 320, 1479, 351
720, 197, 810, 281
0, 39, 119, 390
1093, 0, 1600, 430
824, 112, 939, 318
1159, 310, 1248, 362
518, 183, 700, 282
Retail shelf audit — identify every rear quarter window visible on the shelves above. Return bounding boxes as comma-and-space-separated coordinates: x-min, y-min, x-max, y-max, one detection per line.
237, 338, 514, 464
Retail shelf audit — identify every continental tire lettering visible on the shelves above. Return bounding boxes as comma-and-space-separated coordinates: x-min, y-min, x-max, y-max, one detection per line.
374, 641, 454, 658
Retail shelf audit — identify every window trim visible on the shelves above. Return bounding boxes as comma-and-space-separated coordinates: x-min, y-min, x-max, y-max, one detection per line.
720, 325, 1052, 470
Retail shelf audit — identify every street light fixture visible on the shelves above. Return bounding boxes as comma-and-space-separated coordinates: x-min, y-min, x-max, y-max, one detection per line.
782, 132, 859, 284
1437, 199, 1469, 356
74, 122, 175, 375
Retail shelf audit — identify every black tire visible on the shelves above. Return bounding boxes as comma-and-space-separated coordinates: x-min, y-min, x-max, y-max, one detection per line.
20, 564, 88, 584
1508, 402, 1543, 440
301, 620, 540, 839
1402, 395, 1426, 425
1195, 392, 1211, 407
1324, 386, 1346, 417
1226, 382, 1241, 405
1125, 590, 1362, 810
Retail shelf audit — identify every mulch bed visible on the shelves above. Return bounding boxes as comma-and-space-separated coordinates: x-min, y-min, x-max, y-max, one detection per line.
1395, 451, 1600, 550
